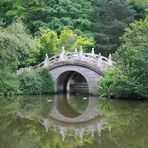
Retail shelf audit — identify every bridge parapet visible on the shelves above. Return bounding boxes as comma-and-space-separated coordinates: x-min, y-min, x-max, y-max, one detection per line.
16, 46, 114, 75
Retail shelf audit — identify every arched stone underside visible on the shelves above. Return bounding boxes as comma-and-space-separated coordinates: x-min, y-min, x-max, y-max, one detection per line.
55, 71, 89, 94
66, 72, 89, 94
49, 64, 103, 94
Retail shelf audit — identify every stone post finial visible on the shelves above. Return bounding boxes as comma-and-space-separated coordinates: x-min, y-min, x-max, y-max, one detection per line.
44, 54, 49, 67
45, 54, 48, 59
62, 46, 65, 53
60, 46, 65, 61
75, 48, 78, 53
97, 53, 102, 67
91, 48, 95, 55
108, 54, 113, 66
80, 46, 83, 53
79, 46, 84, 61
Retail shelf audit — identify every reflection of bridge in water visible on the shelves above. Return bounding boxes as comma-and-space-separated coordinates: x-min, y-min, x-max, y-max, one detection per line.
17, 46, 114, 94
17, 95, 107, 142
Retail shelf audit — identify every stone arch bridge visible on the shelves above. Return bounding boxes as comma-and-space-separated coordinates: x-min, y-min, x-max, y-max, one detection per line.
17, 47, 114, 94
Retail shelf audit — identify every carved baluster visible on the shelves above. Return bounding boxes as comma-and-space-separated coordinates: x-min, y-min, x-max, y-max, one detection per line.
91, 48, 95, 56
97, 53, 102, 67
108, 54, 113, 66
60, 46, 65, 61
75, 48, 78, 53
79, 46, 84, 61
90, 48, 95, 64
44, 54, 49, 67
73, 48, 78, 59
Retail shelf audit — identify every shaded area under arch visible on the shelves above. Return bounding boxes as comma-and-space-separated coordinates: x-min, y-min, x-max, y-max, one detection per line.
57, 71, 89, 94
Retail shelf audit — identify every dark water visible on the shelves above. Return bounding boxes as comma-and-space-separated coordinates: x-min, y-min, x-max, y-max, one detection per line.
0, 94, 148, 148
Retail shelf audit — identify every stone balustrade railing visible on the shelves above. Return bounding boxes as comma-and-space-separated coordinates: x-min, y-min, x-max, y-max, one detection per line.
16, 46, 114, 75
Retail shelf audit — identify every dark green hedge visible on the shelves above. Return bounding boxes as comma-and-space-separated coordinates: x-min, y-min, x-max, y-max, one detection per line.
0, 68, 54, 96
96, 70, 148, 99
18, 68, 54, 95
0, 70, 19, 96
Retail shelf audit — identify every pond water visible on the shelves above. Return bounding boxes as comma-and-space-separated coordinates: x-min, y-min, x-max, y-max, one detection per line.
0, 94, 148, 148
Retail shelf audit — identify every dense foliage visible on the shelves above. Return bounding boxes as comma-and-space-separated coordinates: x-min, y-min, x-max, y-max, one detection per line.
127, 0, 148, 12
98, 18, 148, 99
38, 27, 94, 60
0, 68, 54, 96
0, 0, 147, 98
127, 0, 147, 20
0, 20, 39, 71
1, 0, 142, 55
0, 0, 93, 37
19, 68, 54, 95
92, 0, 135, 56
0, 70, 19, 96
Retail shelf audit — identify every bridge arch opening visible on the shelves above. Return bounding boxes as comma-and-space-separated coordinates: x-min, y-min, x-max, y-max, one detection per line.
57, 71, 89, 94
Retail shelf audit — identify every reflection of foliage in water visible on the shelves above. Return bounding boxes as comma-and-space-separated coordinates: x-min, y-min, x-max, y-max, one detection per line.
18, 96, 54, 118
67, 95, 89, 113
1, 96, 148, 148
0, 96, 94, 148
98, 98, 148, 148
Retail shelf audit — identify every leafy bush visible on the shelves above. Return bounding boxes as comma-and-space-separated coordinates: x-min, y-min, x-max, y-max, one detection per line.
0, 68, 54, 96
111, 77, 148, 99
96, 70, 115, 97
0, 70, 19, 96
97, 69, 148, 99
18, 68, 54, 95
97, 18, 148, 99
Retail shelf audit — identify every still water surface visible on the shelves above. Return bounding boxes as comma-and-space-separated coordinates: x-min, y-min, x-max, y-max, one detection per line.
0, 94, 148, 148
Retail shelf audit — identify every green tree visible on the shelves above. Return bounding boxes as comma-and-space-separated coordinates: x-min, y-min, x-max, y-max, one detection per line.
126, 0, 147, 20
39, 28, 58, 59
98, 18, 148, 99
0, 20, 39, 71
38, 27, 94, 61
127, 0, 148, 11
58, 27, 77, 49
59, 28, 94, 51
0, 0, 93, 36
92, 0, 135, 56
